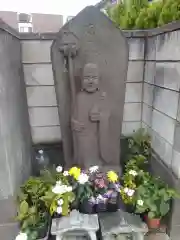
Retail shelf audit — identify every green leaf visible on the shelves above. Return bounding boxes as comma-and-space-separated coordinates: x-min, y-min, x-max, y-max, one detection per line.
148, 211, 155, 219
160, 201, 170, 217
19, 200, 29, 215
21, 219, 29, 230
50, 201, 57, 216
62, 199, 69, 216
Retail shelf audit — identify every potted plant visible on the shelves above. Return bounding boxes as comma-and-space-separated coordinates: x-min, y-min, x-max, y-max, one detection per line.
40, 166, 75, 218
74, 170, 94, 214
121, 154, 151, 214
16, 177, 50, 239
16, 165, 73, 239
135, 172, 180, 229
127, 128, 151, 160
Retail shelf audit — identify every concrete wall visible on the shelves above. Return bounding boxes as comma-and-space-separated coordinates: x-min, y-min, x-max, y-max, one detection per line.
21, 35, 144, 145
20, 24, 180, 183
0, 28, 32, 239
141, 29, 180, 181
121, 25, 180, 186
122, 37, 144, 135
21, 37, 61, 144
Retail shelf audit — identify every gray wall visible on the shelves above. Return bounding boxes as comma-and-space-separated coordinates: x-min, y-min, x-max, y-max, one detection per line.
20, 24, 180, 183
141, 30, 180, 180
21, 38, 61, 144
122, 26, 180, 184
122, 37, 144, 135
0, 29, 32, 238
21, 36, 143, 145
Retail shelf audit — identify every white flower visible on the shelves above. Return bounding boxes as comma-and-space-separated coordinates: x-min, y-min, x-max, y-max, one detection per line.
52, 184, 68, 194
129, 170, 137, 176
77, 173, 89, 184
56, 166, 63, 173
56, 180, 62, 185
137, 200, 144, 206
63, 171, 69, 176
67, 186, 72, 192
89, 196, 96, 203
89, 165, 99, 173
56, 206, 62, 214
97, 194, 103, 200
127, 189, 135, 197
57, 199, 64, 205
15, 232, 28, 240
96, 194, 105, 204
124, 187, 129, 193
38, 150, 43, 154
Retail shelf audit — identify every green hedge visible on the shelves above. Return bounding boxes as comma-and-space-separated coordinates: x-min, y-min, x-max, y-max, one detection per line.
107, 0, 180, 30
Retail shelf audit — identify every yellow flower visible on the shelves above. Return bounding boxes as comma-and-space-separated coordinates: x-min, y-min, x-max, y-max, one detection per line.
69, 167, 81, 180
107, 171, 118, 183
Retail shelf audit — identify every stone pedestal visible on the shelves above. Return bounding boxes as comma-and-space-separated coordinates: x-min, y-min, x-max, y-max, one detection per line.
99, 210, 148, 240
51, 210, 99, 240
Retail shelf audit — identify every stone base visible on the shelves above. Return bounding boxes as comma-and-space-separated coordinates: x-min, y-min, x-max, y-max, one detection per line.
51, 210, 99, 240
99, 210, 148, 240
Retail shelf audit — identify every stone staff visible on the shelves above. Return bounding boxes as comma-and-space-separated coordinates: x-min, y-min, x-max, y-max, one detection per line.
60, 44, 79, 164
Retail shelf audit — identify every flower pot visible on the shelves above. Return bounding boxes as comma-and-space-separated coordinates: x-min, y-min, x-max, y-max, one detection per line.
107, 202, 118, 212
125, 204, 135, 214
79, 199, 95, 214
37, 224, 48, 239
95, 202, 107, 213
30, 222, 49, 239
107, 192, 123, 212
145, 216, 161, 229
31, 213, 50, 239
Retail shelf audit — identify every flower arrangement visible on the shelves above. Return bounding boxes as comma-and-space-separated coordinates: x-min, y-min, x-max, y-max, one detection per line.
40, 166, 75, 217
67, 165, 121, 213
120, 155, 147, 205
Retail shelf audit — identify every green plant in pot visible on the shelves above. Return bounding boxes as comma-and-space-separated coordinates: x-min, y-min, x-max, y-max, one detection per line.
75, 173, 94, 214
16, 201, 48, 240
135, 172, 179, 229
16, 177, 50, 239
41, 181, 75, 217
121, 155, 148, 212
128, 128, 151, 160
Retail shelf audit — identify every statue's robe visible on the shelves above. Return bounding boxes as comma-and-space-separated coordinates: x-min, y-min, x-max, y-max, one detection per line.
72, 90, 111, 168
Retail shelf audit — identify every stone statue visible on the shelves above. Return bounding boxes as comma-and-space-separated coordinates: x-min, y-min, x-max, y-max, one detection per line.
51, 6, 128, 170
71, 63, 111, 168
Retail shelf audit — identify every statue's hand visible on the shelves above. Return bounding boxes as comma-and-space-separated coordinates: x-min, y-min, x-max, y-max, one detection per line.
90, 109, 101, 122
71, 118, 85, 132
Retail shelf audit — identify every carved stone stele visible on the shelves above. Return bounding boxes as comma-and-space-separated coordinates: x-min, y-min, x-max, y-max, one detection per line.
51, 6, 128, 170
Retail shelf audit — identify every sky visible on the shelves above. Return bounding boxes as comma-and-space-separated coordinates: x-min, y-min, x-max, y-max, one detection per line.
0, 0, 100, 21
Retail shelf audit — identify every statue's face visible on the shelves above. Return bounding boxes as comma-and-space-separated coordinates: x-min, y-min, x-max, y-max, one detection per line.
83, 64, 99, 93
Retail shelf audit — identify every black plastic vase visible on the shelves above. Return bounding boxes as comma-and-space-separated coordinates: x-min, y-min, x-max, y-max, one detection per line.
79, 199, 95, 214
